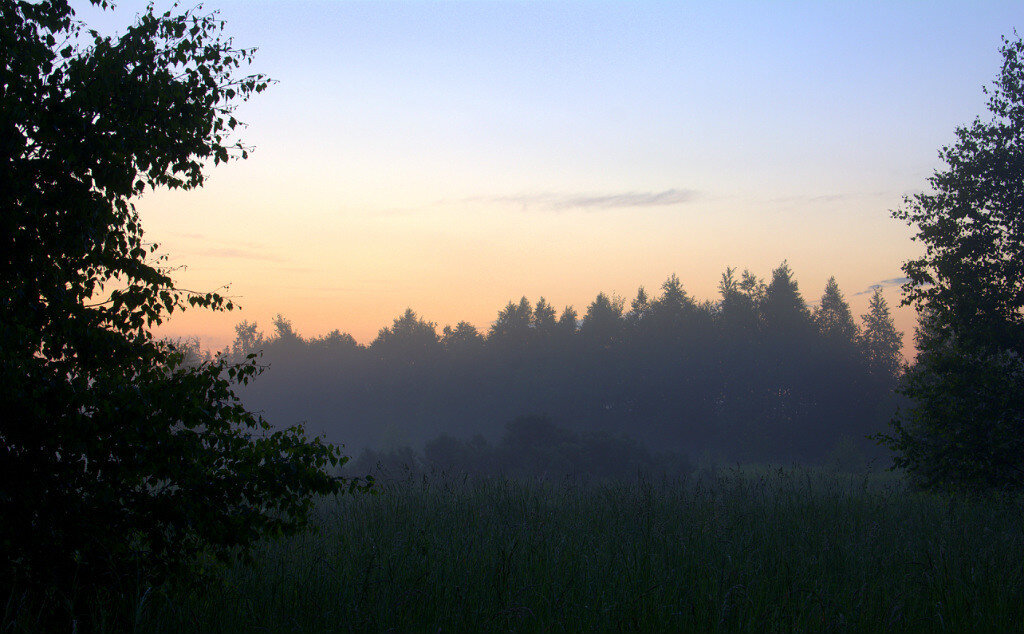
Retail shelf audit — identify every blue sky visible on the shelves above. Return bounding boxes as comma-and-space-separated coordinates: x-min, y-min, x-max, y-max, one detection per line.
78, 1, 1024, 351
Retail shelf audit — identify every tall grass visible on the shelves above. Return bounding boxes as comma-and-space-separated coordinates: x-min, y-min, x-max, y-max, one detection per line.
17, 467, 1024, 632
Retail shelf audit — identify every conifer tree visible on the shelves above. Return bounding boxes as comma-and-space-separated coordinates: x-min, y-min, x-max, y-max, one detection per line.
533, 297, 559, 334
490, 297, 535, 344
859, 288, 903, 379
442, 321, 485, 352
656, 274, 691, 312
762, 262, 811, 335
814, 277, 859, 344
557, 306, 579, 334
372, 308, 441, 362
582, 293, 626, 346
627, 286, 651, 327
719, 268, 760, 335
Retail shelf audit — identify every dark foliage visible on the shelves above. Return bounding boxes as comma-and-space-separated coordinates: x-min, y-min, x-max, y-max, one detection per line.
886, 331, 1024, 490
0, 1, 365, 622
881, 35, 1024, 490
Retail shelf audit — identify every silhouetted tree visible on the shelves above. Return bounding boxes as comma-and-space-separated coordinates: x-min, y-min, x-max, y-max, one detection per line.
896, 41, 1024, 351
0, 2, 359, 621
271, 314, 300, 342
581, 292, 626, 347
739, 269, 767, 304
627, 286, 651, 328
815, 277, 859, 345
231, 319, 266, 360
441, 321, 485, 353
718, 268, 760, 336
163, 336, 211, 368
713, 267, 766, 454
372, 308, 441, 363
557, 305, 579, 336
489, 297, 535, 347
310, 329, 360, 352
533, 297, 559, 335
762, 262, 811, 335
860, 289, 903, 380
264, 314, 306, 359
754, 263, 818, 457
882, 35, 1024, 490
648, 273, 695, 330
718, 267, 741, 302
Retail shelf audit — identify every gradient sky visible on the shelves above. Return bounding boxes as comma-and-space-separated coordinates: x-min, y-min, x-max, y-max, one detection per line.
80, 1, 1024, 355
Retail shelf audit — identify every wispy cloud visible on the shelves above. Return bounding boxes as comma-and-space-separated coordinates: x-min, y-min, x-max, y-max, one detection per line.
854, 277, 910, 296
468, 188, 698, 212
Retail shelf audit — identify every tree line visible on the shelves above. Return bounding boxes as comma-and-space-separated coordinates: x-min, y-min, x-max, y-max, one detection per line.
226, 263, 903, 466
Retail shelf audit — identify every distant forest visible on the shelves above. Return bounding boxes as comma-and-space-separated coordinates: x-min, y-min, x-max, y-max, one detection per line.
186, 262, 903, 466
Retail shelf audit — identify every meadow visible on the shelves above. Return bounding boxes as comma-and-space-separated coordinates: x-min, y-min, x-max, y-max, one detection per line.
77, 466, 1019, 633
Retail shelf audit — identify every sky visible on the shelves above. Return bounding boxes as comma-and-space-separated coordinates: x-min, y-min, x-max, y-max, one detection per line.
80, 1, 1024, 355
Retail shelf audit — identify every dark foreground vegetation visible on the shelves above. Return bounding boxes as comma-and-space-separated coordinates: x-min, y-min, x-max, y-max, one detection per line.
8, 469, 1020, 633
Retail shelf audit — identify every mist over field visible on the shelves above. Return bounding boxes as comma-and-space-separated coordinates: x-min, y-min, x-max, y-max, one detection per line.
185, 264, 904, 479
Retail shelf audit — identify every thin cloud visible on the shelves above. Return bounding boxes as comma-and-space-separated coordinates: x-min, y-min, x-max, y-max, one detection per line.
854, 277, 910, 296
473, 188, 698, 212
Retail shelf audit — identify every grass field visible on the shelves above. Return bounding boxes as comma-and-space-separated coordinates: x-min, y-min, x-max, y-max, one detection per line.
16, 467, 1023, 632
